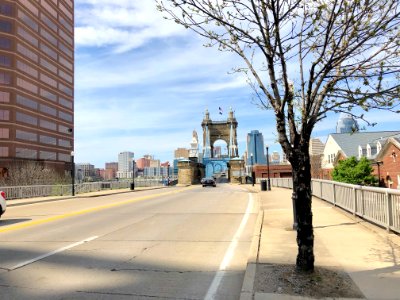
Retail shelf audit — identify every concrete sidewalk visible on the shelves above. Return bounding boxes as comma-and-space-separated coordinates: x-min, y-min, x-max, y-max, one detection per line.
241, 186, 400, 300
6, 185, 167, 207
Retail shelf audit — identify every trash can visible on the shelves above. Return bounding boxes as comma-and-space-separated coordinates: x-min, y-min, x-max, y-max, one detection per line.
130, 183, 135, 190
261, 180, 267, 191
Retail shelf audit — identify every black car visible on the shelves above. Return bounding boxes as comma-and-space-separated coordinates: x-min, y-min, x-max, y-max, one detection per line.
201, 177, 216, 187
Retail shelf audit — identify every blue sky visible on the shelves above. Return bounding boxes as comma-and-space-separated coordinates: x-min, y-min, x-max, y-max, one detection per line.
74, 0, 400, 168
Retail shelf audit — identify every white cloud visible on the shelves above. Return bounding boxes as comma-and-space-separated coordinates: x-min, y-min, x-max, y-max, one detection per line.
75, 0, 187, 52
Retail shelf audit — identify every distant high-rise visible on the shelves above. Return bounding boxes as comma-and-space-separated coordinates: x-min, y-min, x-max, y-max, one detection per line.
246, 130, 267, 165
0, 1, 74, 175
117, 151, 134, 178
174, 147, 189, 159
336, 113, 359, 133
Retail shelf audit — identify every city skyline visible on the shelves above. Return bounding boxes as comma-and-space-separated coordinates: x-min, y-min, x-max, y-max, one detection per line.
73, 1, 400, 168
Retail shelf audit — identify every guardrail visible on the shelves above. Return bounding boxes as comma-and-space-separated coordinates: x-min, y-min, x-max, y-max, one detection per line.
270, 178, 400, 234
0, 178, 170, 200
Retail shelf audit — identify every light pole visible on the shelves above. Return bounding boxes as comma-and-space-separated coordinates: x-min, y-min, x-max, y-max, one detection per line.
167, 163, 170, 186
374, 161, 383, 187
251, 153, 254, 186
131, 159, 135, 190
71, 151, 75, 196
266, 146, 271, 191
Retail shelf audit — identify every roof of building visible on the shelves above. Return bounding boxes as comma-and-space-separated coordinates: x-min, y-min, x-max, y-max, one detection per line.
329, 131, 400, 158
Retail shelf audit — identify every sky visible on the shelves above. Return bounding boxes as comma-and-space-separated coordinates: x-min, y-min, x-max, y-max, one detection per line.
74, 0, 400, 168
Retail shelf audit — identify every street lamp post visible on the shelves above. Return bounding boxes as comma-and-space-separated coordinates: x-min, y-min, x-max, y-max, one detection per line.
251, 153, 254, 186
266, 146, 271, 191
131, 159, 135, 190
167, 163, 170, 186
374, 161, 383, 187
71, 151, 75, 196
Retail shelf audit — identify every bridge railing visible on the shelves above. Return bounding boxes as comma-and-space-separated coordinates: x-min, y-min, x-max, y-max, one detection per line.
0, 178, 168, 200
270, 178, 400, 234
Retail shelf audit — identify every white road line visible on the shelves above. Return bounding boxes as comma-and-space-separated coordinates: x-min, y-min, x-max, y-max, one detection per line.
10, 236, 98, 271
204, 193, 254, 300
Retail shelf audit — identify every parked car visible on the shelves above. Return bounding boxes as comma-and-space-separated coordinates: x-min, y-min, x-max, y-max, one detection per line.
201, 177, 216, 187
0, 191, 6, 218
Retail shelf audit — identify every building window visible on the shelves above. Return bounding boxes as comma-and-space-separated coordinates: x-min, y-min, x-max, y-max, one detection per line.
0, 128, 9, 138
17, 77, 38, 93
41, 0, 57, 17
0, 37, 11, 49
17, 43, 39, 62
0, 110, 9, 120
59, 97, 72, 109
40, 43, 57, 60
58, 69, 72, 83
39, 119, 56, 130
16, 94, 38, 110
59, 2, 72, 20
40, 88, 57, 102
0, 55, 11, 67
39, 103, 57, 116
59, 82, 72, 96
59, 56, 72, 70
16, 112, 38, 125
0, 20, 12, 33
59, 28, 73, 45
59, 42, 73, 58
17, 26, 39, 47
59, 15, 72, 32
40, 27, 57, 46
58, 152, 70, 162
18, 9, 39, 31
17, 60, 39, 78
40, 57, 57, 73
0, 4, 13, 16
59, 110, 72, 122
0, 72, 11, 84
0, 146, 8, 157
40, 135, 57, 145
40, 12, 57, 32
40, 73, 57, 87
0, 91, 10, 102
20, 2, 38, 16
39, 150, 56, 160
16, 130, 38, 142
16, 147, 37, 159
58, 138, 71, 147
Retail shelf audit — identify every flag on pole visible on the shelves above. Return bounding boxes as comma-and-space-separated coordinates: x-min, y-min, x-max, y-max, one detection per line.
219, 107, 223, 115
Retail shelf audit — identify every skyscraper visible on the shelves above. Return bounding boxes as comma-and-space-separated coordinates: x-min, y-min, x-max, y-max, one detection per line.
0, 1, 74, 175
336, 113, 359, 133
246, 130, 267, 165
117, 151, 134, 179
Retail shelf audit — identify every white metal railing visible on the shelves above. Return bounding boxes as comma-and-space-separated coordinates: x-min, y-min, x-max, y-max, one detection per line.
270, 178, 400, 234
0, 178, 171, 200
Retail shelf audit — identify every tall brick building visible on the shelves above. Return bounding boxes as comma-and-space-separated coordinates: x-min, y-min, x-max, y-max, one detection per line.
0, 0, 74, 176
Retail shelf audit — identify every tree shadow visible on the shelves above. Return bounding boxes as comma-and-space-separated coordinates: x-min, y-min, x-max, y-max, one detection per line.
0, 219, 31, 227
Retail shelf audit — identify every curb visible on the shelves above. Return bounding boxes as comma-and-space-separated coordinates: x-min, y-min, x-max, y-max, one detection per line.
240, 204, 264, 300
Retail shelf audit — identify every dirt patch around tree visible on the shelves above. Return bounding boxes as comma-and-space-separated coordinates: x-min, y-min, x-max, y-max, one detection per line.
254, 263, 365, 299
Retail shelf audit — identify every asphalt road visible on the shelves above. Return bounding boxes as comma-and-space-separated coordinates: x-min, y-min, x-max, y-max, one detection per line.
0, 184, 258, 299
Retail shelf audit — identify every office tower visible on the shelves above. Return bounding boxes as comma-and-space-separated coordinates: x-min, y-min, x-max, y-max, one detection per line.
0, 1, 74, 176
246, 130, 267, 165
117, 151, 134, 178
336, 113, 359, 133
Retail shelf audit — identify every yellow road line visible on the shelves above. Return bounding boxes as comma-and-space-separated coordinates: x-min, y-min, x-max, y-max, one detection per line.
0, 187, 195, 233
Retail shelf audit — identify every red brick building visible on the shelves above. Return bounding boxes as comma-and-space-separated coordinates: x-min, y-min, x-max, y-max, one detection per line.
253, 164, 292, 179
374, 137, 400, 189
0, 0, 74, 175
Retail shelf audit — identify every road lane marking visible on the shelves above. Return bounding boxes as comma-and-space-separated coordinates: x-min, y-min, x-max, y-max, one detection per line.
10, 236, 98, 270
204, 193, 254, 300
0, 188, 194, 234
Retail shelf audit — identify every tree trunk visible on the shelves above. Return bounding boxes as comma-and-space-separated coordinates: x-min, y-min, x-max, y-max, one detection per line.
292, 149, 314, 272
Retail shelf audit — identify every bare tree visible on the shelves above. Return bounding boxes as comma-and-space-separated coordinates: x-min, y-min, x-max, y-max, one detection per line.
0, 161, 69, 186
156, 0, 400, 271
310, 154, 323, 179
